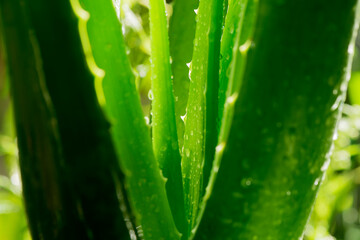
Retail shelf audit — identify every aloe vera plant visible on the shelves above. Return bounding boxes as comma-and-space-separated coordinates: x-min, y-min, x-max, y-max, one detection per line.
0, 0, 360, 239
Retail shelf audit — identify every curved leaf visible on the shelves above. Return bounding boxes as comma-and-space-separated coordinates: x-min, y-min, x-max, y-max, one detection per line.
182, 0, 225, 234
194, 0, 360, 239
169, 0, 199, 150
149, 0, 187, 237
78, 0, 181, 239
1, 0, 132, 238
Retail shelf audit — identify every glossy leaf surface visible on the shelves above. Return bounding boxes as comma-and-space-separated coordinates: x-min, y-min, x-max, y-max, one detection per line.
78, 0, 181, 239
169, 0, 199, 149
148, 0, 187, 237
195, 0, 359, 239
181, 0, 224, 234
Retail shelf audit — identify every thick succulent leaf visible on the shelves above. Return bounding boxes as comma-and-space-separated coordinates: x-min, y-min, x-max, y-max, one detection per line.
194, 0, 360, 239
149, 0, 187, 238
0, 3, 73, 238
78, 0, 181, 239
169, 0, 199, 150
217, 0, 256, 130
1, 0, 131, 239
182, 0, 224, 234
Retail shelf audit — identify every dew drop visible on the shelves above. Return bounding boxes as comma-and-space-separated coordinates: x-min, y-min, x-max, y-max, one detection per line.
312, 178, 320, 190
331, 95, 342, 111
241, 178, 252, 187
332, 130, 338, 141
321, 158, 330, 172
346, 71, 352, 82
239, 40, 252, 53
185, 149, 190, 157
229, 26, 235, 34
148, 89, 154, 100
144, 116, 150, 125
216, 142, 226, 153
226, 93, 238, 105
348, 43, 355, 55
341, 80, 348, 91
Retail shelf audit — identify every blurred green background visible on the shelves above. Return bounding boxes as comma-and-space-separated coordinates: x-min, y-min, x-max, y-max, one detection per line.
1, 0, 360, 239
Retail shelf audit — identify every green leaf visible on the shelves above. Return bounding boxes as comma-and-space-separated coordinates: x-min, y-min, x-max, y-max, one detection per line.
194, 0, 360, 239
169, 0, 199, 150
217, 0, 256, 130
182, 0, 225, 234
202, 0, 226, 193
149, 0, 187, 238
78, 0, 181, 239
0, 1, 88, 238
1, 0, 131, 238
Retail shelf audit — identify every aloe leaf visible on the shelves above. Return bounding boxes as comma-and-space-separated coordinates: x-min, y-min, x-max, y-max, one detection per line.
222, 0, 228, 23
182, 0, 224, 234
217, 0, 256, 130
0, 3, 71, 239
1, 0, 133, 238
169, 0, 199, 149
194, 0, 360, 239
1, 1, 98, 239
77, 0, 181, 239
202, 0, 226, 191
216, 0, 258, 156
149, 0, 187, 237
192, 0, 257, 238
